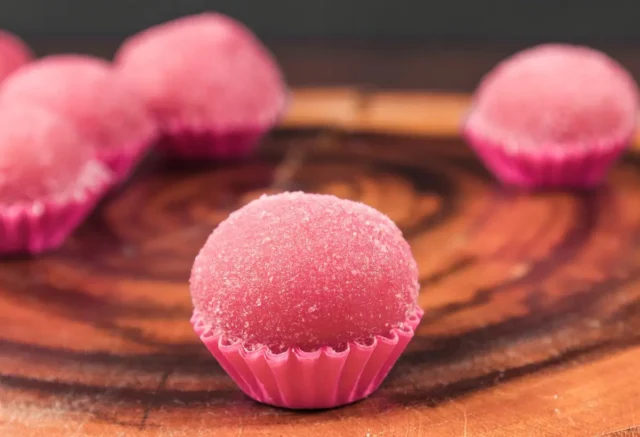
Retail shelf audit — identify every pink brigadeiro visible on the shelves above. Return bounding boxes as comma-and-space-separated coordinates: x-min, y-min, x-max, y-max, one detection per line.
0, 104, 112, 255
463, 44, 640, 189
0, 30, 33, 82
190, 192, 422, 409
115, 13, 288, 159
0, 55, 157, 182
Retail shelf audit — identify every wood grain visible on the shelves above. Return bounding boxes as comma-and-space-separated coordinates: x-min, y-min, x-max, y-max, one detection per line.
283, 88, 640, 147
1, 92, 640, 437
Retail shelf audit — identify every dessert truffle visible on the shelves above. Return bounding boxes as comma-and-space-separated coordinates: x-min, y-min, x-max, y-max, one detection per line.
0, 104, 112, 254
0, 30, 32, 82
463, 44, 639, 188
0, 55, 157, 181
190, 192, 422, 409
115, 13, 287, 159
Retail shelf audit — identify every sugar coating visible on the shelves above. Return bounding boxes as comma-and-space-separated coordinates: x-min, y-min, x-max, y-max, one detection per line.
0, 104, 95, 204
190, 192, 420, 351
467, 44, 639, 149
0, 30, 32, 82
114, 13, 286, 128
0, 55, 156, 153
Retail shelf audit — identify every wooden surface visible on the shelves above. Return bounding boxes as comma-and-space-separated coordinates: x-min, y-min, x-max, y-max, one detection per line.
283, 88, 640, 147
2, 86, 640, 436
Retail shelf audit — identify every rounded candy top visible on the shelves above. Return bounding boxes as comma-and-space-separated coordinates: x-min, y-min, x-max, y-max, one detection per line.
115, 13, 287, 128
0, 104, 100, 204
466, 44, 639, 149
190, 192, 420, 351
0, 30, 33, 82
0, 55, 156, 153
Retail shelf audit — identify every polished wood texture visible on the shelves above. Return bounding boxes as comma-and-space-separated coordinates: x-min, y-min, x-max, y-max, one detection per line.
2, 89, 640, 437
283, 88, 640, 147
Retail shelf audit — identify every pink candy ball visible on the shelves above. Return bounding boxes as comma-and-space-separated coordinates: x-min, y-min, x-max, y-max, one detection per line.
0, 55, 156, 157
0, 30, 33, 82
467, 44, 639, 149
190, 192, 420, 351
0, 104, 98, 204
115, 13, 287, 130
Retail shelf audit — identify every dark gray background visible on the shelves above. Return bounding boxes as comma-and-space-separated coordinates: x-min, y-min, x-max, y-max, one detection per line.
2, 0, 639, 41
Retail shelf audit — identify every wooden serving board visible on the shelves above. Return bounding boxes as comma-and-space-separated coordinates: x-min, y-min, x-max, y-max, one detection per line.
1, 89, 640, 437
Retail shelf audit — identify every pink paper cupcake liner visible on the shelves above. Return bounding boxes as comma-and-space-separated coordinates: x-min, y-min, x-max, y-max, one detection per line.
98, 131, 158, 182
158, 92, 289, 159
159, 122, 267, 159
0, 161, 112, 254
463, 126, 630, 189
192, 306, 423, 409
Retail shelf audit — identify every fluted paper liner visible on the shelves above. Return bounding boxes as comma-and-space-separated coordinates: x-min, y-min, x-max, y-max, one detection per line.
98, 130, 158, 182
0, 161, 112, 254
158, 92, 290, 159
463, 124, 630, 189
159, 122, 267, 159
192, 306, 423, 409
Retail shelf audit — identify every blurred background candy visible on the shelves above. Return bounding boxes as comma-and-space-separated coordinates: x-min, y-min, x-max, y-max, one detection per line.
0, 104, 111, 254
0, 54, 157, 181
0, 29, 32, 82
463, 44, 639, 189
115, 13, 287, 159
